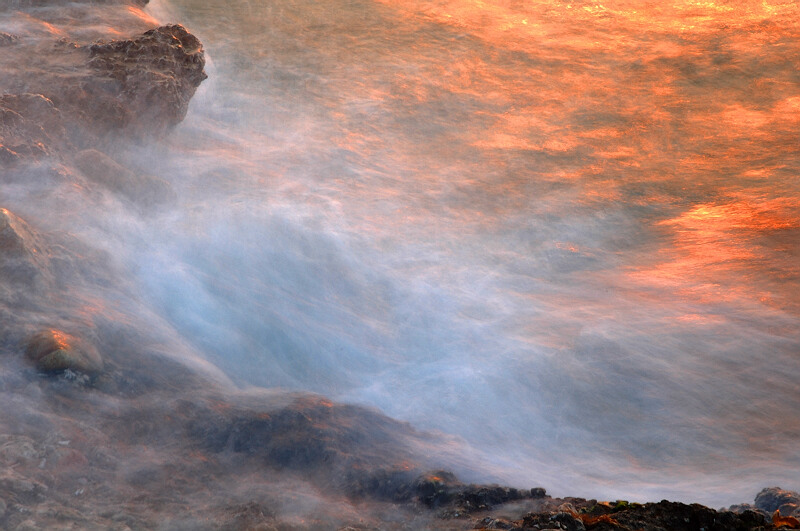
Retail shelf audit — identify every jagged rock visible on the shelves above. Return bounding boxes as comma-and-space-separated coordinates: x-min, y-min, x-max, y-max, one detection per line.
74, 149, 176, 210
25, 329, 104, 375
755, 487, 800, 515
0, 94, 67, 166
81, 24, 207, 137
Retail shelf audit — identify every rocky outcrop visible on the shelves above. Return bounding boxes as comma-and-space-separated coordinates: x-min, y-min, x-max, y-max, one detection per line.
83, 24, 207, 138
0, 24, 206, 166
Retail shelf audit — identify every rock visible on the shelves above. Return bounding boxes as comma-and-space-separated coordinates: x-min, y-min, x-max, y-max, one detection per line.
0, 496, 6, 518
0, 469, 47, 504
523, 512, 586, 531
0, 33, 18, 47
0, 435, 41, 466
0, 208, 51, 289
531, 487, 547, 498
25, 329, 104, 375
14, 520, 40, 531
74, 149, 176, 210
0, 94, 68, 165
82, 24, 207, 137
754, 487, 800, 514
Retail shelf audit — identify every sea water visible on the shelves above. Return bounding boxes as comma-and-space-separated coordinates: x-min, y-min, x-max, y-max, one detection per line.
108, 0, 800, 506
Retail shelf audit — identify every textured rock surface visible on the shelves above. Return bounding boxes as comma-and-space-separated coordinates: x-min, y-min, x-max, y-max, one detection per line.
25, 329, 104, 375
84, 24, 207, 138
0, 24, 206, 165
0, 94, 68, 165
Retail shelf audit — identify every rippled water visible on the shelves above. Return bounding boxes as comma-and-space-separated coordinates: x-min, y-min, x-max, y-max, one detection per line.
128, 0, 800, 505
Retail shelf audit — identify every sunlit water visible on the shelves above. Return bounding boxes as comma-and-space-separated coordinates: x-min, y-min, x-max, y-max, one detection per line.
49, 0, 800, 506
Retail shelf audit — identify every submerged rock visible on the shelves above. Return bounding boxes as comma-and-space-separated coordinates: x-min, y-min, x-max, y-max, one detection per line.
0, 208, 51, 289
74, 149, 176, 210
25, 330, 103, 375
0, 33, 18, 47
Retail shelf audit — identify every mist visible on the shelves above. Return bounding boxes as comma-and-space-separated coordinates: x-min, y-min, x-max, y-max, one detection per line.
0, 0, 798, 525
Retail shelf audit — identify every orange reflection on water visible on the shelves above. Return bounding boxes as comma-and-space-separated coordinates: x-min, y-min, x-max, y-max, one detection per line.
629, 196, 799, 305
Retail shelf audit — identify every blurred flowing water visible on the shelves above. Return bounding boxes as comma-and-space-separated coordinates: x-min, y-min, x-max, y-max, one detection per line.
117, 0, 800, 506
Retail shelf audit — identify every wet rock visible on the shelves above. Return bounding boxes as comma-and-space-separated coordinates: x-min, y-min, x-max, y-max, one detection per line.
14, 520, 40, 531
0, 94, 68, 165
0, 33, 18, 47
0, 469, 47, 504
523, 512, 586, 531
0, 435, 42, 466
25, 329, 103, 375
0, 208, 51, 290
189, 396, 419, 475
755, 487, 800, 514
222, 501, 276, 531
415, 471, 460, 508
74, 149, 176, 210
344, 467, 418, 502
83, 24, 207, 137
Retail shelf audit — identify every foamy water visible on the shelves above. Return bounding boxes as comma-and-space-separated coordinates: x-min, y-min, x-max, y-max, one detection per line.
14, 0, 797, 507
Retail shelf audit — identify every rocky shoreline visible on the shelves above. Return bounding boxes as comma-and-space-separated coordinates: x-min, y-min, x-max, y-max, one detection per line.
0, 1, 797, 529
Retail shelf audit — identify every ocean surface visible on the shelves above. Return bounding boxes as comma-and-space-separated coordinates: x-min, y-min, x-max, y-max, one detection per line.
54, 0, 800, 506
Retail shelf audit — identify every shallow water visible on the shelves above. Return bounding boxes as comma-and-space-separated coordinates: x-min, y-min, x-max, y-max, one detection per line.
7, 0, 798, 507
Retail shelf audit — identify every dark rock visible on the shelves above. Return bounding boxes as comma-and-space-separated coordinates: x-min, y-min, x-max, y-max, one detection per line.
415, 471, 460, 508
0, 33, 18, 47
82, 24, 207, 138
343, 467, 418, 502
0, 94, 68, 165
0, 469, 47, 505
455, 484, 529, 512
523, 512, 586, 531
755, 487, 800, 514
531, 487, 547, 498
188, 395, 420, 476
25, 329, 104, 375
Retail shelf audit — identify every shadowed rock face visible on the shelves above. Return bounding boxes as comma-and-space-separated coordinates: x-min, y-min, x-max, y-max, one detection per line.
84, 24, 207, 138
0, 23, 206, 166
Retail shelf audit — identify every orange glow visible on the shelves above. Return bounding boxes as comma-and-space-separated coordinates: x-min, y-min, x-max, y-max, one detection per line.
629, 196, 799, 305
